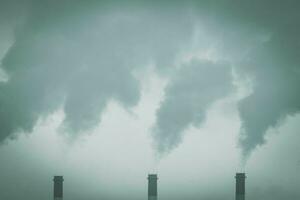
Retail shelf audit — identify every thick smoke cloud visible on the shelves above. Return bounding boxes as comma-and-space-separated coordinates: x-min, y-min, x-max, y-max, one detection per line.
237, 32, 300, 158
153, 60, 233, 154
0, 1, 193, 141
0, 0, 299, 160
217, 0, 300, 158
153, 0, 300, 158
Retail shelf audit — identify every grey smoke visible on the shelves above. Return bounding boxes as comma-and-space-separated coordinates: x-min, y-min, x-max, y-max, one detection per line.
0, 1, 193, 141
153, 0, 300, 158
153, 60, 233, 154
0, 0, 299, 161
221, 1, 300, 158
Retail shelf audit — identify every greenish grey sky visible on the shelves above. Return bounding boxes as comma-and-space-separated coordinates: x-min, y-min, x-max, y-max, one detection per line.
0, 0, 300, 200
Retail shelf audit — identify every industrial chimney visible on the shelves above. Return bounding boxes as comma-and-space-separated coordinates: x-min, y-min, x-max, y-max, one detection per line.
53, 176, 64, 200
148, 174, 158, 200
235, 173, 246, 200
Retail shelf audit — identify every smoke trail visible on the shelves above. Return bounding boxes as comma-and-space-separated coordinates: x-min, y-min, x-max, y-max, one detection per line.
1, 0, 299, 162
153, 60, 233, 155
0, 1, 193, 141
223, 0, 300, 158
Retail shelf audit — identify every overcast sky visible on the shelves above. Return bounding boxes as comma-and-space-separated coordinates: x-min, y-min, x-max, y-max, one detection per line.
0, 1, 300, 200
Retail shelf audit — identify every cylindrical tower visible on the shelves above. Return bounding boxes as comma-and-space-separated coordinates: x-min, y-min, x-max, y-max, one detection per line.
235, 173, 246, 200
148, 174, 158, 200
53, 176, 64, 200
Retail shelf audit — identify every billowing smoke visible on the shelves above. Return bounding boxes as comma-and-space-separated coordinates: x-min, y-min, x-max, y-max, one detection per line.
237, 30, 300, 159
0, 0, 300, 161
152, 0, 300, 158
0, 1, 193, 141
153, 60, 233, 154
223, 1, 300, 159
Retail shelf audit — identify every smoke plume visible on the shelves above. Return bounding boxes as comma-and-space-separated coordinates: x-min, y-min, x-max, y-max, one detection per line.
153, 60, 233, 154
0, 1, 193, 141
0, 0, 300, 161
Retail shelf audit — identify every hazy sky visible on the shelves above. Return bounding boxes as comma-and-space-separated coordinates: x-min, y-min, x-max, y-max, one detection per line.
0, 1, 300, 200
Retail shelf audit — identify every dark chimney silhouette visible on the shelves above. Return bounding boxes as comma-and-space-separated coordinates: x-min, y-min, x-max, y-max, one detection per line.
235, 173, 246, 200
148, 174, 158, 200
53, 176, 64, 200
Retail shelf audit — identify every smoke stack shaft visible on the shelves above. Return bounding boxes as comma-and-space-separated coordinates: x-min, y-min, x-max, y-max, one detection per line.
53, 176, 64, 200
235, 173, 246, 200
148, 174, 158, 200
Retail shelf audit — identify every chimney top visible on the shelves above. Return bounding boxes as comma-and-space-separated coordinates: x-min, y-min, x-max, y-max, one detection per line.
53, 176, 64, 181
235, 173, 246, 178
148, 174, 158, 180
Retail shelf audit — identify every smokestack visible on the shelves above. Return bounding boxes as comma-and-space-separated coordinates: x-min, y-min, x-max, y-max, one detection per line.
53, 176, 64, 200
148, 174, 158, 200
235, 173, 246, 200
